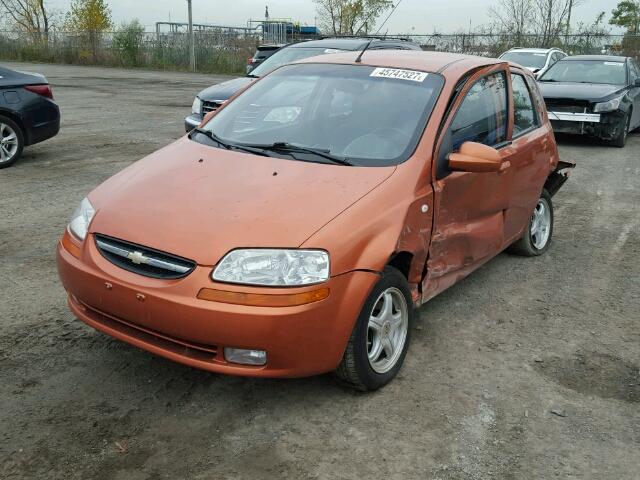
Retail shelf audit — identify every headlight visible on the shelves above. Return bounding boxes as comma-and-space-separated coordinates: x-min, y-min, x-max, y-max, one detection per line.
191, 97, 202, 115
68, 197, 95, 241
593, 95, 623, 113
212, 249, 330, 286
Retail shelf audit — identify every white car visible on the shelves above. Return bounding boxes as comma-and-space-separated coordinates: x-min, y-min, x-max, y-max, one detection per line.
499, 48, 567, 78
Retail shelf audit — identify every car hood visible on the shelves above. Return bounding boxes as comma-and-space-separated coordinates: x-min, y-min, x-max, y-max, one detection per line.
88, 138, 396, 266
538, 82, 626, 102
197, 77, 254, 102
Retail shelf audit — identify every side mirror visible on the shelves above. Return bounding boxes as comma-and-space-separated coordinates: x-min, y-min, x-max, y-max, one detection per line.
448, 142, 502, 173
634, 78, 640, 87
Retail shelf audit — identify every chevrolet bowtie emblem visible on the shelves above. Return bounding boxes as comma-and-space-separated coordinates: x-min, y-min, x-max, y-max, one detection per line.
128, 251, 147, 265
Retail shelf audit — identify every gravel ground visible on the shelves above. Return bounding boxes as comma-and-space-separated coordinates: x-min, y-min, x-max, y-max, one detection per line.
1, 62, 639, 480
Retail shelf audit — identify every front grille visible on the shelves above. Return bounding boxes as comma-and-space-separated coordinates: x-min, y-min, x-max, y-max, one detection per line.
546, 104, 586, 114
94, 234, 196, 279
202, 100, 224, 115
544, 99, 592, 114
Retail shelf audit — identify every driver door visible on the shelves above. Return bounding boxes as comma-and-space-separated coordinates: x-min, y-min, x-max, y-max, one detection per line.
422, 65, 517, 300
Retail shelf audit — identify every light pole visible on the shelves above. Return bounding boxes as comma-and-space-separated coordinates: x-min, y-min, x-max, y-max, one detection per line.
187, 0, 196, 71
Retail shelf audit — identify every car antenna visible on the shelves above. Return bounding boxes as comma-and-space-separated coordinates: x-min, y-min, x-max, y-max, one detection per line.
355, 39, 374, 63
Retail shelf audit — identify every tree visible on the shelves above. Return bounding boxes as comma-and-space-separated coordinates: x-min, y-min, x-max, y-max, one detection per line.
532, 0, 582, 45
0, 0, 51, 41
113, 19, 145, 66
489, 0, 534, 45
609, 0, 640, 34
64, 0, 112, 60
313, 0, 393, 36
64, 0, 112, 33
489, 0, 583, 45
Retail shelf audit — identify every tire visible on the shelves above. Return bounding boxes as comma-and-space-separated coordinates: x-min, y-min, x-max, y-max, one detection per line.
334, 266, 414, 391
610, 111, 630, 148
0, 115, 24, 169
508, 189, 554, 257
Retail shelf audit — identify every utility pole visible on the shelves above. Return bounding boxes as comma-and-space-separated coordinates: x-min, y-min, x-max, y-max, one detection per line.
565, 0, 573, 37
187, 0, 196, 71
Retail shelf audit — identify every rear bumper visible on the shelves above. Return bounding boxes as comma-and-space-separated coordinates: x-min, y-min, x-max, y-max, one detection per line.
57, 235, 378, 378
27, 115, 60, 145
21, 99, 61, 146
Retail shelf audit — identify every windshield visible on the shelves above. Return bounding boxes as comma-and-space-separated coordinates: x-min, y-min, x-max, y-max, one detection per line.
250, 46, 346, 77
198, 63, 444, 166
539, 60, 627, 85
500, 51, 548, 69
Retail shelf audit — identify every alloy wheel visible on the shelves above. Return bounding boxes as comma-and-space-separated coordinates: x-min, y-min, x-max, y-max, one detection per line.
366, 287, 409, 374
0, 122, 19, 164
530, 197, 551, 249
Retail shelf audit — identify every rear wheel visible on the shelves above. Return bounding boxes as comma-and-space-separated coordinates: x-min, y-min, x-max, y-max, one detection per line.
508, 189, 554, 257
335, 266, 413, 391
0, 116, 24, 169
610, 111, 630, 148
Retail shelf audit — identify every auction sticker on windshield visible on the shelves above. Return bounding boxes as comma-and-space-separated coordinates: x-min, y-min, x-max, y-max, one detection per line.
370, 68, 428, 82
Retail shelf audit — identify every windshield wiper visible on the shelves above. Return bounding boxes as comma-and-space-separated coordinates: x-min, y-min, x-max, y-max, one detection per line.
190, 128, 271, 157
190, 127, 233, 149
239, 142, 354, 166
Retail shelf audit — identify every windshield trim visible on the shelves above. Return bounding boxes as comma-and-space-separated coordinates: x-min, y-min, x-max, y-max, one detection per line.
196, 63, 446, 167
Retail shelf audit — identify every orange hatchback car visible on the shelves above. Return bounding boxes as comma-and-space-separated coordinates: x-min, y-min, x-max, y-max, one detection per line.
57, 51, 574, 390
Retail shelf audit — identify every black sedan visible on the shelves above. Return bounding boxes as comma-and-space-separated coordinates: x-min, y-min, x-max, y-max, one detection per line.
538, 55, 640, 147
185, 37, 422, 132
0, 65, 60, 168
246, 44, 285, 74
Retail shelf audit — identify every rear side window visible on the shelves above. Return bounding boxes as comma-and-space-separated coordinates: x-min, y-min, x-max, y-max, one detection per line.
511, 74, 539, 136
449, 72, 508, 150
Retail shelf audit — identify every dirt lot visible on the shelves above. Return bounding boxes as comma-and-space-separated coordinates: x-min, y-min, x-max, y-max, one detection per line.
1, 62, 639, 480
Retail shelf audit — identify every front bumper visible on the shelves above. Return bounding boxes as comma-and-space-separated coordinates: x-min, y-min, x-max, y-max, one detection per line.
57, 234, 378, 378
184, 113, 202, 132
548, 109, 627, 141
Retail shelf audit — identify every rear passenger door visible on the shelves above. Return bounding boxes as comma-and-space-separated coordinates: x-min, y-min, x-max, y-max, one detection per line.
504, 70, 552, 240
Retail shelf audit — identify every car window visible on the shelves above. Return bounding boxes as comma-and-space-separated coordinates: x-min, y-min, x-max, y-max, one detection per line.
250, 47, 345, 77
511, 74, 538, 136
449, 72, 508, 150
499, 52, 547, 70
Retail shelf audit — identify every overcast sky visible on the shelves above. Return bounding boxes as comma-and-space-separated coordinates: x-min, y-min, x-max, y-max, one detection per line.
46, 0, 623, 33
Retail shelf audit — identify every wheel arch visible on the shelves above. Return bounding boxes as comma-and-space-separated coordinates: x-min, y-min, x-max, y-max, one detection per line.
0, 109, 28, 144
386, 251, 414, 280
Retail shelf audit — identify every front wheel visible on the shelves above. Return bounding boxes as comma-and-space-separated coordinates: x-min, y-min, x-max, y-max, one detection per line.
610, 111, 630, 148
335, 266, 414, 391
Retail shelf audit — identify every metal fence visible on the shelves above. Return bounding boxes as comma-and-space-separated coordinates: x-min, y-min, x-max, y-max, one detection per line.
1, 30, 638, 75
0, 30, 260, 74
400, 33, 640, 59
